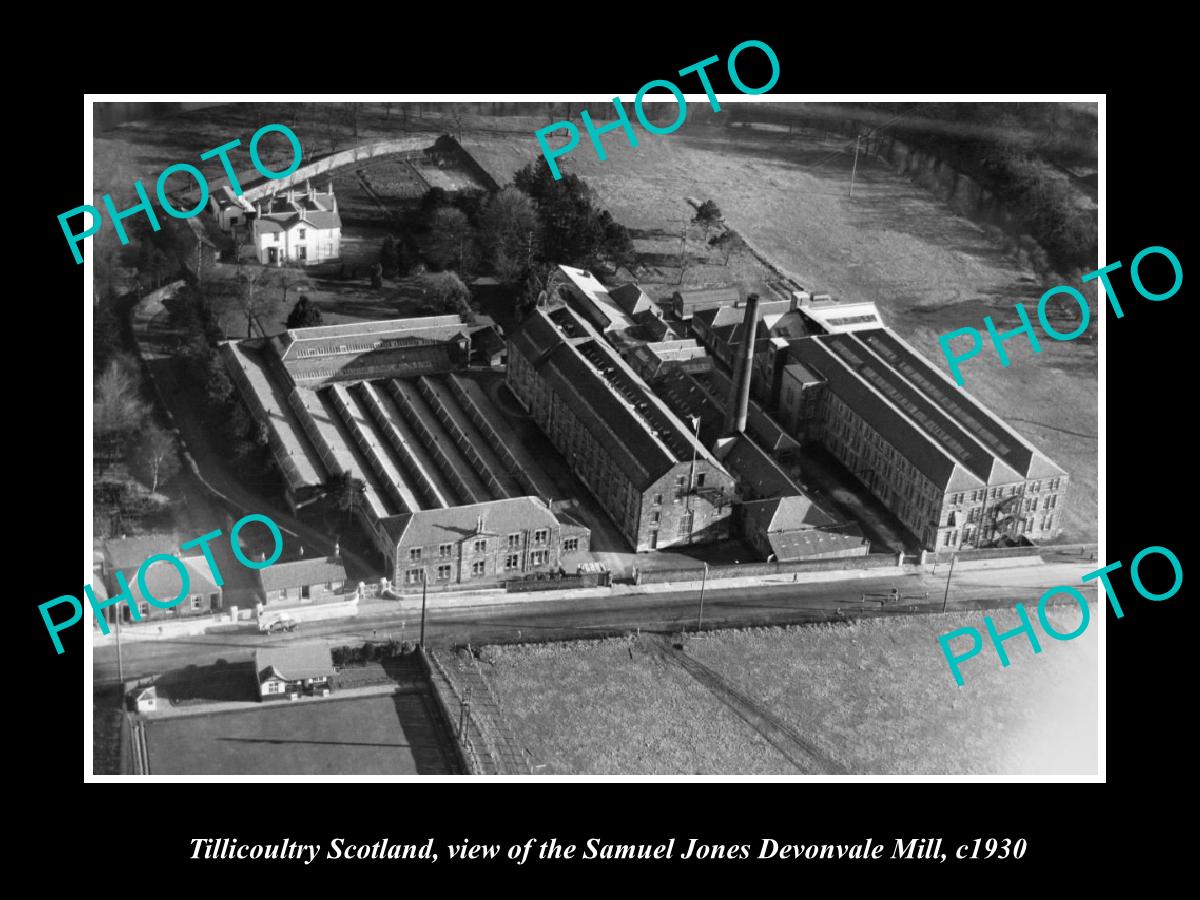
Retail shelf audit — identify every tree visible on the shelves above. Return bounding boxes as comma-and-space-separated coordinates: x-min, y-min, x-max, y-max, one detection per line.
479, 187, 538, 283
94, 359, 148, 464
94, 286, 123, 374
426, 206, 476, 273
203, 352, 234, 406
693, 200, 723, 243
370, 262, 384, 290
419, 271, 471, 314
285, 295, 324, 329
711, 229, 740, 266
380, 234, 400, 277
132, 421, 180, 493
235, 267, 283, 338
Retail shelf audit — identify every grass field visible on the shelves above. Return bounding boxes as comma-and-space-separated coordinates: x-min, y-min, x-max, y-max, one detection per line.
145, 692, 456, 775
484, 639, 798, 774
487, 604, 1097, 776
687, 606, 1097, 776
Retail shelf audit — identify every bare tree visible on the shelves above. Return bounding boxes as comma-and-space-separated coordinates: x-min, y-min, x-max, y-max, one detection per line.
94, 359, 149, 465
235, 267, 283, 338
133, 422, 180, 493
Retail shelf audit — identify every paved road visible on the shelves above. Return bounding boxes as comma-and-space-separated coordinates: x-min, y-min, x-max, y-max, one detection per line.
93, 565, 1090, 683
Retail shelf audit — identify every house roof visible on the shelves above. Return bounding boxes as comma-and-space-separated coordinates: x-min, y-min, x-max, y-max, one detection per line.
256, 646, 337, 684
258, 556, 347, 593
105, 534, 181, 571
754, 494, 840, 531
765, 527, 866, 560
556, 265, 635, 332
609, 282, 653, 316
133, 555, 221, 603
378, 495, 567, 549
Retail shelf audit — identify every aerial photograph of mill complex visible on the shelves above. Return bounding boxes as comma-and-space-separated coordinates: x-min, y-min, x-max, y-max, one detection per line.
89, 97, 1098, 777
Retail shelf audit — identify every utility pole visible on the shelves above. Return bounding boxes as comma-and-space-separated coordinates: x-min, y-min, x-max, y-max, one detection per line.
941, 551, 957, 613
419, 574, 428, 648
849, 133, 862, 197
697, 562, 709, 631
115, 606, 125, 687
686, 415, 699, 543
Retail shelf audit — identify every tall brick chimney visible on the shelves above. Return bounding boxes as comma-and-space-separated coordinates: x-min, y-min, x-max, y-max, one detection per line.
723, 293, 760, 435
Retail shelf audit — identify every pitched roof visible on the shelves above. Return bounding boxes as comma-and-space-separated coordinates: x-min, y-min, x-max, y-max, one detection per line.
608, 282, 653, 316
258, 557, 347, 593
754, 494, 840, 531
256, 646, 337, 684
378, 495, 567, 549
556, 265, 635, 332
722, 435, 803, 501
134, 555, 221, 602
510, 306, 728, 489
765, 527, 867, 560
789, 335, 983, 492
105, 534, 181, 571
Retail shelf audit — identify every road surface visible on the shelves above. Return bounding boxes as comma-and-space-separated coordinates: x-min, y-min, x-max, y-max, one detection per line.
93, 563, 1093, 682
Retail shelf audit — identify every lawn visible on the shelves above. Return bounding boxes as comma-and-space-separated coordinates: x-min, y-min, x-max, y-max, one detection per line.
484, 639, 796, 774
145, 691, 456, 775
686, 605, 1098, 776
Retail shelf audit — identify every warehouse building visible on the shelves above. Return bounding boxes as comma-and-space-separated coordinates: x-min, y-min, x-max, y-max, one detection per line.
508, 304, 735, 551
784, 328, 1068, 550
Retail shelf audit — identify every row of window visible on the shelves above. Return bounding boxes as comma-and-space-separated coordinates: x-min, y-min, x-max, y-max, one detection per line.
407, 530, 553, 563
403, 549, 555, 585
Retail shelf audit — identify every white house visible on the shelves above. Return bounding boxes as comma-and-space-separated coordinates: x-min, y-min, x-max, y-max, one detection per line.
208, 184, 254, 232
252, 181, 342, 266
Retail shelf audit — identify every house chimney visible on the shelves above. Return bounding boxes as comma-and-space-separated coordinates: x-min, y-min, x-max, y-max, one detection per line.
334, 540, 340, 558
723, 292, 760, 435
476, 514, 485, 534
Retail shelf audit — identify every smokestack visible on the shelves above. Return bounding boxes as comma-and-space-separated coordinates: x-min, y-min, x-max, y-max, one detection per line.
723, 293, 759, 435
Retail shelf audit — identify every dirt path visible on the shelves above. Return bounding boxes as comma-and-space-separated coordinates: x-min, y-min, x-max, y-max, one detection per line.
644, 635, 848, 775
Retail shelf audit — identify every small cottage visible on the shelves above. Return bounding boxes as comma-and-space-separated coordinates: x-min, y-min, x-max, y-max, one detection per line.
255, 646, 337, 701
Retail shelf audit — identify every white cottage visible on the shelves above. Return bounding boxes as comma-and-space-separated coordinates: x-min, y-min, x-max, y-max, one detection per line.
208, 184, 254, 232
252, 181, 342, 266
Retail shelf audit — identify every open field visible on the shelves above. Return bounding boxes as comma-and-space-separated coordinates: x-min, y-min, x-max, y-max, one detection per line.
486, 604, 1097, 775
144, 691, 456, 774
462, 115, 1097, 542
687, 606, 1097, 775
485, 639, 798, 774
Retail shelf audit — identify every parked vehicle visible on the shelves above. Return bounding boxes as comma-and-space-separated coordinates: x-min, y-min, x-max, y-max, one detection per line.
259, 614, 299, 634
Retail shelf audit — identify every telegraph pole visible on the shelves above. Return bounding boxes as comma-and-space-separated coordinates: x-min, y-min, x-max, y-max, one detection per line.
941, 552, 957, 613
697, 562, 709, 631
419, 574, 428, 648
849, 133, 862, 197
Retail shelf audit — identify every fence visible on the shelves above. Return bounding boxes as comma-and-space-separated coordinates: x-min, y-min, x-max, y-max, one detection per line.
505, 571, 608, 593
418, 648, 477, 775
922, 542, 1098, 567
633, 552, 902, 585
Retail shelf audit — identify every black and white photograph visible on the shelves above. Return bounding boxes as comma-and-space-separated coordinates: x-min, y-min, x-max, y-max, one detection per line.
78, 94, 1107, 780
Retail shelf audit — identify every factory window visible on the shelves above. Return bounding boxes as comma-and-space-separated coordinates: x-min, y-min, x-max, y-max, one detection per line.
1030, 497, 1039, 512
1045, 495, 1057, 510
436, 565, 451, 581
533, 529, 548, 545
507, 533, 521, 549
409, 548, 421, 563
651, 511, 660, 525
695, 473, 706, 488
1045, 515, 1054, 531
439, 543, 453, 558
563, 538, 579, 552
505, 554, 520, 570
